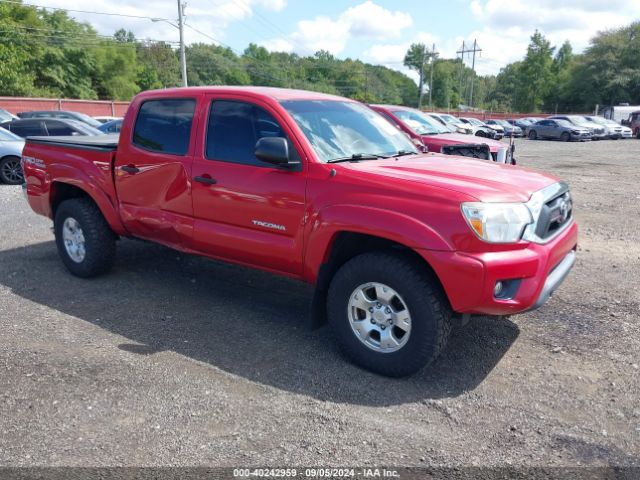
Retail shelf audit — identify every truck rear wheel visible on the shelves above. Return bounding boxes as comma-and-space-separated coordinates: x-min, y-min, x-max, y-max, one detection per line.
54, 198, 116, 278
327, 252, 452, 377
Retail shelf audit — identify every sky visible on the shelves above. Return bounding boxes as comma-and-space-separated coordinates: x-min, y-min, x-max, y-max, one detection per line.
31, 0, 640, 81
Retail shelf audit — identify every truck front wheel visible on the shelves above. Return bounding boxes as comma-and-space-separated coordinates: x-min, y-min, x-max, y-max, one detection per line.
54, 198, 116, 278
327, 252, 452, 377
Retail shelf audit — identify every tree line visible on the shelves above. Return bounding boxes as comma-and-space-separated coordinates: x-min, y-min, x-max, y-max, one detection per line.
407, 22, 640, 113
1, 1, 639, 113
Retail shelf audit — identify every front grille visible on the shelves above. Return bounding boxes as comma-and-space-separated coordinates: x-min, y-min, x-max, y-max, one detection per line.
534, 189, 573, 240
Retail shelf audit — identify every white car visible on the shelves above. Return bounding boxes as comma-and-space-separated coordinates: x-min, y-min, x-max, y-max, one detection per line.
0, 127, 25, 185
427, 113, 473, 135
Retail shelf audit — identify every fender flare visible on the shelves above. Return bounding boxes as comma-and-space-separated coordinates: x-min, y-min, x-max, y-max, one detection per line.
303, 204, 452, 283
49, 170, 127, 236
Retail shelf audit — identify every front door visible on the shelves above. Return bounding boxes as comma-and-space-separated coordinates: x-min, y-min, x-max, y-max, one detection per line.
190, 97, 307, 276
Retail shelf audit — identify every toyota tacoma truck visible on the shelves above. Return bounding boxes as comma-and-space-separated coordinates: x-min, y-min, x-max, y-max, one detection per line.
21, 87, 577, 377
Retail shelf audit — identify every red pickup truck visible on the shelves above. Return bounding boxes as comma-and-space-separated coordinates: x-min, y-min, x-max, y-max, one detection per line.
22, 87, 577, 377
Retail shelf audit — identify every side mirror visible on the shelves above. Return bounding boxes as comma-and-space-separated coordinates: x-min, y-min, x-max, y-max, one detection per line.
254, 137, 299, 168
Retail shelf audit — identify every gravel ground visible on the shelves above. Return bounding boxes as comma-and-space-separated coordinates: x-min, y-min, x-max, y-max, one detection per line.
0, 138, 639, 469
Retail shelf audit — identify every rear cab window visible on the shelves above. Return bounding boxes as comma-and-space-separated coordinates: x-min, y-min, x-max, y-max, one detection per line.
133, 98, 196, 155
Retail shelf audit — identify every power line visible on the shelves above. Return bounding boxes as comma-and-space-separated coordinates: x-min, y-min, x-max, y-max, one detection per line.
0, 0, 171, 21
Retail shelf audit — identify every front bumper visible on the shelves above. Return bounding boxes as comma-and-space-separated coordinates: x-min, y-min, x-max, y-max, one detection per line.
571, 133, 592, 141
419, 221, 578, 315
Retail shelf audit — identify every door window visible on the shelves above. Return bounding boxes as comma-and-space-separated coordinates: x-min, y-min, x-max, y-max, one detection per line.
206, 100, 293, 167
133, 98, 196, 155
45, 120, 75, 136
10, 121, 44, 137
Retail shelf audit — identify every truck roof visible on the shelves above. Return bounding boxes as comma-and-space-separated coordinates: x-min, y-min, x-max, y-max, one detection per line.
137, 86, 348, 102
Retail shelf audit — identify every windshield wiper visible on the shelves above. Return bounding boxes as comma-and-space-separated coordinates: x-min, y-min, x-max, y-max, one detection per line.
391, 150, 417, 157
327, 153, 390, 163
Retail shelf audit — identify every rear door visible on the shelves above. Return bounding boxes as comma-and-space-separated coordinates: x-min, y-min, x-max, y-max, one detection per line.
114, 97, 198, 248
190, 96, 306, 276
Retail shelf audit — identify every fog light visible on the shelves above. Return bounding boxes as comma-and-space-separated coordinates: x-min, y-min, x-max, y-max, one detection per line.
493, 281, 504, 297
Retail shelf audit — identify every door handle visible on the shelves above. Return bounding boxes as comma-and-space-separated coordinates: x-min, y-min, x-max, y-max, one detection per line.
120, 165, 140, 174
194, 175, 217, 185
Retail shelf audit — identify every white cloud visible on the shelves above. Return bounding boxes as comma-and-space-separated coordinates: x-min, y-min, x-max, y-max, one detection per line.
32, 0, 287, 46
340, 1, 412, 39
260, 1, 414, 55
468, 0, 640, 74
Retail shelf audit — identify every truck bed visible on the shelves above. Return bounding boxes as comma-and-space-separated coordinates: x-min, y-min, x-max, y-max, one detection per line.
25, 134, 119, 151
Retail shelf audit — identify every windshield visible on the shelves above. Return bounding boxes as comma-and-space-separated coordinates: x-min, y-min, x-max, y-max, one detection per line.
0, 126, 22, 141
394, 109, 449, 135
0, 109, 16, 123
439, 114, 459, 124
555, 120, 574, 128
467, 118, 485, 126
568, 117, 593, 128
497, 120, 512, 127
281, 100, 417, 162
75, 113, 102, 128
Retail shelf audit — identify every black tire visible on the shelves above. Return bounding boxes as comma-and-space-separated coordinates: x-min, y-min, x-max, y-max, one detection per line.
560, 132, 570, 142
0, 156, 24, 185
54, 198, 116, 278
528, 130, 537, 140
475, 130, 486, 137
327, 251, 452, 377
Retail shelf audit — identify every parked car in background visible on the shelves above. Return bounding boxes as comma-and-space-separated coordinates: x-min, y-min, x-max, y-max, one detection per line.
526, 119, 592, 142
582, 116, 622, 139
628, 111, 640, 138
458, 117, 499, 139
18, 110, 102, 128
487, 119, 523, 137
370, 105, 513, 163
507, 118, 534, 130
98, 118, 123, 134
0, 127, 25, 185
485, 119, 522, 137
93, 116, 121, 124
0, 118, 102, 138
0, 108, 18, 123
482, 119, 506, 138
523, 117, 545, 125
548, 115, 607, 140
427, 113, 473, 135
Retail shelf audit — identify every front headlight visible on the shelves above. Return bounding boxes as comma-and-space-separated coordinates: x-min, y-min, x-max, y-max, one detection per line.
461, 202, 533, 243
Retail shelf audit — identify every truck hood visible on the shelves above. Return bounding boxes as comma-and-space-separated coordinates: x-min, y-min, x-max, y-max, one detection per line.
420, 132, 504, 152
338, 153, 557, 203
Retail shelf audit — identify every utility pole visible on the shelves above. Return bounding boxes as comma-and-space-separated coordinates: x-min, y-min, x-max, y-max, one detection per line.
457, 40, 466, 103
457, 39, 482, 108
428, 43, 438, 109
468, 39, 481, 108
177, 0, 188, 87
417, 48, 427, 109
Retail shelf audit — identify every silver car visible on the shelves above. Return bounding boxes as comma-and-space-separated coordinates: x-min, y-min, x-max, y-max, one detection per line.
0, 127, 25, 185
549, 115, 607, 140
526, 119, 592, 142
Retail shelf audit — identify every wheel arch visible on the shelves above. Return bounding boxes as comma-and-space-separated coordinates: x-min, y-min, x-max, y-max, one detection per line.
50, 181, 125, 235
307, 229, 448, 329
